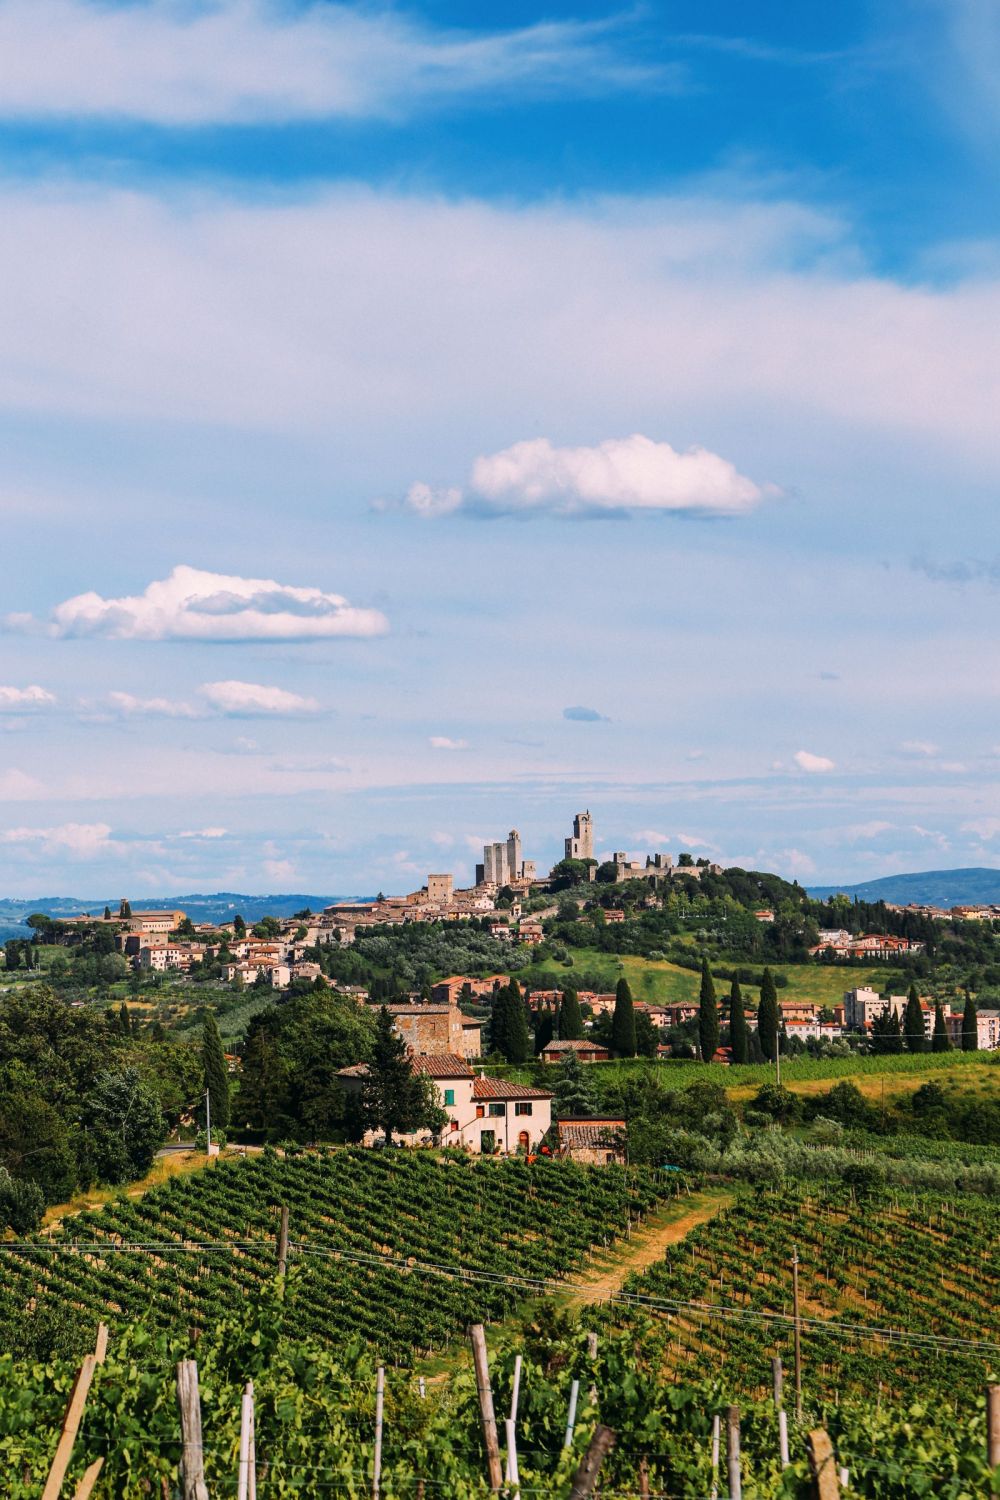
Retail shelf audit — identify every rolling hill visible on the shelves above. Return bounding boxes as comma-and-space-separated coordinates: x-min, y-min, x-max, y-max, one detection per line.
808, 866, 1000, 906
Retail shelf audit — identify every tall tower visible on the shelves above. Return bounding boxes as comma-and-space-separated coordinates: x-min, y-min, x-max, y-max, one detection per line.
506, 829, 522, 882
565, 810, 594, 862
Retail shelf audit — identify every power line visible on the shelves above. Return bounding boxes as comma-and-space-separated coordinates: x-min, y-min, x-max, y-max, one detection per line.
1, 1235, 996, 1356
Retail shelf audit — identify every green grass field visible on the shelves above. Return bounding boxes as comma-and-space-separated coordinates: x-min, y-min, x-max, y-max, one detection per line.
563, 946, 889, 1008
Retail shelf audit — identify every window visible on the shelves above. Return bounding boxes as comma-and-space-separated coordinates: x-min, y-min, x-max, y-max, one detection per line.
475, 1105, 485, 1118
450, 1120, 459, 1132
488, 1102, 505, 1117
443, 1089, 455, 1107
514, 1102, 533, 1117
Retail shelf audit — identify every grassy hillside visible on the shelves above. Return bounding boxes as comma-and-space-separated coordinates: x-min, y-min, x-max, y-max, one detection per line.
562, 946, 888, 1007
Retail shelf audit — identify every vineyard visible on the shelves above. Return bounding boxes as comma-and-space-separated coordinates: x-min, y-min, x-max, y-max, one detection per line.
611, 1187, 1000, 1402
2, 1313, 998, 1498
0, 1149, 668, 1361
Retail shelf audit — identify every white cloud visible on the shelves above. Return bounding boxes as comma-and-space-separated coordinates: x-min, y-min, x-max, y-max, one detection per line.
0, 1, 664, 127
429, 735, 469, 750
407, 434, 771, 519
900, 739, 939, 757
199, 681, 320, 716
1, 181, 1000, 475
0, 768, 45, 800
175, 827, 228, 840
16, 565, 387, 642
0, 820, 116, 856
108, 690, 197, 718
263, 857, 296, 883
793, 750, 836, 773
635, 828, 671, 846
0, 684, 55, 710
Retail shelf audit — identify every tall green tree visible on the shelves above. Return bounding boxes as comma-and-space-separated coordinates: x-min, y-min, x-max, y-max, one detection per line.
552, 1051, 596, 1118
757, 968, 779, 1062
871, 1008, 903, 1054
698, 957, 719, 1062
903, 984, 925, 1054
119, 899, 132, 919
357, 1006, 435, 1145
610, 977, 637, 1057
558, 988, 585, 1041
202, 1012, 231, 1130
962, 992, 979, 1052
728, 977, 749, 1065
490, 982, 531, 1064
533, 1005, 555, 1055
932, 1002, 951, 1052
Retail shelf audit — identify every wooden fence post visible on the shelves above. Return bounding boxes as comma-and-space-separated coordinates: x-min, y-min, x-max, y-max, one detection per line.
807, 1429, 840, 1499
176, 1360, 210, 1500
726, 1405, 742, 1500
237, 1381, 255, 1500
988, 1385, 1000, 1468
564, 1379, 581, 1448
276, 1206, 289, 1276
71, 1458, 105, 1500
469, 1324, 502, 1492
42, 1322, 109, 1500
709, 1412, 721, 1500
568, 1424, 616, 1500
372, 1366, 385, 1500
792, 1247, 803, 1422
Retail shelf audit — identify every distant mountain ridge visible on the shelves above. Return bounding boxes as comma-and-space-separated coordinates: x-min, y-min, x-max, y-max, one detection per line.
808, 867, 1000, 907
0, 892, 371, 939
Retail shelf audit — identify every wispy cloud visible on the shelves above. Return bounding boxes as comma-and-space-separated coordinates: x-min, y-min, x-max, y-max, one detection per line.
0, 820, 117, 856
429, 736, 469, 751
405, 434, 774, 519
0, 0, 670, 127
911, 556, 1000, 586
0, 684, 56, 710
200, 681, 319, 716
12, 565, 387, 642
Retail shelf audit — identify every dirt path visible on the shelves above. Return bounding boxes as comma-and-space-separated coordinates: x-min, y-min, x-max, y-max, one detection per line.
570, 1189, 734, 1304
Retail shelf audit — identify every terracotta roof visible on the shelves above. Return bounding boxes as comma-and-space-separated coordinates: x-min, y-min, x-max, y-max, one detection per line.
473, 1076, 553, 1101
411, 1053, 474, 1078
541, 1038, 609, 1053
558, 1120, 626, 1148
337, 1062, 370, 1078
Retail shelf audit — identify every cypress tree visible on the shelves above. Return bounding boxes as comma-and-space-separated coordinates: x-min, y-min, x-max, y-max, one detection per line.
611, 976, 637, 1057
698, 957, 719, 1062
118, 1001, 131, 1036
757, 968, 779, 1062
490, 982, 531, 1064
962, 992, 979, 1052
728, 977, 749, 1065
202, 1012, 231, 1130
903, 984, 925, 1053
534, 1005, 555, 1055
361, 1005, 429, 1145
119, 898, 132, 919
932, 1002, 951, 1052
558, 988, 585, 1041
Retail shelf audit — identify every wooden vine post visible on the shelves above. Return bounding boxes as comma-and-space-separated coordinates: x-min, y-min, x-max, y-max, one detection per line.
726, 1405, 742, 1500
568, 1424, 616, 1500
807, 1429, 841, 1499
42, 1322, 109, 1500
792, 1245, 803, 1422
177, 1359, 210, 1500
988, 1385, 1000, 1469
276, 1205, 290, 1298
469, 1324, 502, 1491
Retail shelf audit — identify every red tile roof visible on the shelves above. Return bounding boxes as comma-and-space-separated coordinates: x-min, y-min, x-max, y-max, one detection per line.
473, 1075, 553, 1100
411, 1053, 474, 1078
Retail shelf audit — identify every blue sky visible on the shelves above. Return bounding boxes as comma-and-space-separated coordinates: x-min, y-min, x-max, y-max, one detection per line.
2, 0, 1000, 895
